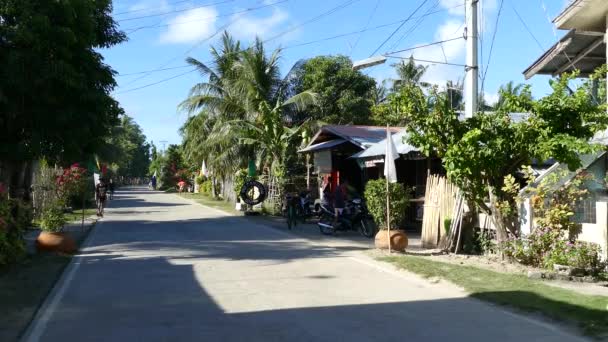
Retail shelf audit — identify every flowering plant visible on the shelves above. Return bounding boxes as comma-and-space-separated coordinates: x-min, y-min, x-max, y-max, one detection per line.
56, 163, 87, 204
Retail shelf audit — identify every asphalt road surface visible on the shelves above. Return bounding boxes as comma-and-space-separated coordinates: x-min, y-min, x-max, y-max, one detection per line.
22, 187, 589, 342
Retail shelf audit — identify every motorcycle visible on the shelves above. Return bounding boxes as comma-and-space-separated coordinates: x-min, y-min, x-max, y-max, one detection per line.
282, 191, 315, 224
317, 198, 377, 238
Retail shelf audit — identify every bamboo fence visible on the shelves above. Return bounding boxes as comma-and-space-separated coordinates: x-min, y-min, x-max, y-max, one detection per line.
421, 175, 460, 248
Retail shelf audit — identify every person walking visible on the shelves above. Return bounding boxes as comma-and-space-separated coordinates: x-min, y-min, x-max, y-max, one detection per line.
95, 178, 108, 217
333, 179, 347, 226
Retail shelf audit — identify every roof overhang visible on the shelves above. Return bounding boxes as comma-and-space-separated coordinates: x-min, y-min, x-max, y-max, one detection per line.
523, 29, 606, 79
554, 0, 608, 32
298, 139, 347, 153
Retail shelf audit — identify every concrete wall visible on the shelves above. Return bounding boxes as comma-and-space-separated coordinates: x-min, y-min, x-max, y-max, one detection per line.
578, 201, 608, 260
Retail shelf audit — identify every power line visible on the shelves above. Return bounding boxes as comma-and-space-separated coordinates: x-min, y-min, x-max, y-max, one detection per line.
117, 65, 194, 77
115, 0, 222, 16
124, 0, 288, 35
122, 17, 239, 87
387, 0, 440, 52
265, 0, 360, 43
480, 0, 504, 98
368, 0, 430, 57
117, 0, 360, 91
349, 0, 381, 56
116, 38, 462, 94
383, 36, 463, 56
118, 8, 458, 78
117, 0, 235, 22
510, 2, 544, 51
115, 69, 197, 95
384, 56, 468, 68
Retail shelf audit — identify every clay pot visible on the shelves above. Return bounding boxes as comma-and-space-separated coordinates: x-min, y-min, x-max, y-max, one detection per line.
36, 231, 77, 254
375, 229, 408, 252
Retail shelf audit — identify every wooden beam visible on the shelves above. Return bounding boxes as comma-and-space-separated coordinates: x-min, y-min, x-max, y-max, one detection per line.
554, 37, 605, 76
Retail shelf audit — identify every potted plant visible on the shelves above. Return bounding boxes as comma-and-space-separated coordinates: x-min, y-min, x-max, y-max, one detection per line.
364, 179, 410, 252
36, 201, 75, 253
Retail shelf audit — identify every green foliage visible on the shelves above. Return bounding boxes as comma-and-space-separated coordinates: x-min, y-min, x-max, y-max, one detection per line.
179, 33, 318, 196
371, 84, 428, 126
364, 179, 410, 230
0, 191, 29, 267
38, 201, 66, 233
159, 145, 186, 190
296, 55, 376, 124
0, 0, 126, 164
503, 171, 604, 272
98, 115, 151, 178
401, 69, 608, 242
195, 175, 207, 186
233, 169, 249, 199
200, 181, 213, 195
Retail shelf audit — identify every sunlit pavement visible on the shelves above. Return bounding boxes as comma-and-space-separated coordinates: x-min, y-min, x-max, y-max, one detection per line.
22, 187, 589, 342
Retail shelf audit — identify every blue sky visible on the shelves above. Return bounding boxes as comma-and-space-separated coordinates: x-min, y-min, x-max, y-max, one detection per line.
104, 0, 572, 147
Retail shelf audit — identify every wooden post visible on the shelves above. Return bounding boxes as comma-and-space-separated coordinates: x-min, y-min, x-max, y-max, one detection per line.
386, 125, 391, 254
81, 192, 85, 231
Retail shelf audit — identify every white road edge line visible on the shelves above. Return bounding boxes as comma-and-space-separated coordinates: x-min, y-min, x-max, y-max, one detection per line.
20, 220, 102, 342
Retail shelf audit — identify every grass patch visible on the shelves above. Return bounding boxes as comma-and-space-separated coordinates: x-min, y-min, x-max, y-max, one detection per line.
0, 226, 92, 342
178, 192, 240, 215
380, 254, 608, 338
64, 208, 97, 223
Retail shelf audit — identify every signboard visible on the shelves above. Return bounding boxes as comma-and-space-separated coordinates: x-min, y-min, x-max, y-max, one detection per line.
364, 158, 384, 168
314, 150, 332, 174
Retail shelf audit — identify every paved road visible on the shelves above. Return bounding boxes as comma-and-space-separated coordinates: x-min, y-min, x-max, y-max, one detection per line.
23, 188, 589, 342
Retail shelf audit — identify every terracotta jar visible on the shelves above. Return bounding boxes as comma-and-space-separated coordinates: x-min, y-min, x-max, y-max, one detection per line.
36, 231, 77, 254
375, 229, 408, 252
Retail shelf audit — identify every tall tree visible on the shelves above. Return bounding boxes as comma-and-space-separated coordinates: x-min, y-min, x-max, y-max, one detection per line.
0, 0, 125, 193
391, 56, 429, 91
179, 33, 317, 189
295, 55, 376, 124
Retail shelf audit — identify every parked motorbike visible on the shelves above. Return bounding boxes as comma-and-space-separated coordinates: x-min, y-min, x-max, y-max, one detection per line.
282, 191, 315, 223
317, 198, 376, 238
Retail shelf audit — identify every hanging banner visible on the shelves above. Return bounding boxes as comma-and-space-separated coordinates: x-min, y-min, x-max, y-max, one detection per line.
314, 150, 332, 174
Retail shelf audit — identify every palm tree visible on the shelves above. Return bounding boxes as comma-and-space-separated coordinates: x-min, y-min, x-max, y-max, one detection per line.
495, 81, 531, 110
391, 56, 429, 91
179, 32, 317, 200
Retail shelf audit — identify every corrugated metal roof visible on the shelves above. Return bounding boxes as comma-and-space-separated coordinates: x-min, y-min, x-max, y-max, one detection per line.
523, 29, 606, 79
298, 139, 347, 153
352, 130, 419, 159
304, 125, 402, 151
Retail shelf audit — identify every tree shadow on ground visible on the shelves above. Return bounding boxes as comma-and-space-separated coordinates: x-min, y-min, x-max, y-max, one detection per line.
35, 251, 592, 342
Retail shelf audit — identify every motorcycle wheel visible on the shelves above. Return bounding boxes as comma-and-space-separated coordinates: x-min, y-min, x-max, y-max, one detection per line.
359, 217, 377, 238
318, 214, 335, 235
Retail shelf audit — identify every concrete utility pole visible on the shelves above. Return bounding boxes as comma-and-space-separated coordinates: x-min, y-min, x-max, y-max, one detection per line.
465, 0, 479, 118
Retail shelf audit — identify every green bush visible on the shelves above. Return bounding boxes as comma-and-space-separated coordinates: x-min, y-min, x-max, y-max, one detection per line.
39, 202, 66, 233
0, 195, 30, 267
233, 169, 252, 199
364, 179, 410, 230
195, 175, 207, 186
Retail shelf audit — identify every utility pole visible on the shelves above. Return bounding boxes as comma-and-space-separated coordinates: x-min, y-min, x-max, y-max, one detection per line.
465, 0, 479, 118
159, 140, 168, 153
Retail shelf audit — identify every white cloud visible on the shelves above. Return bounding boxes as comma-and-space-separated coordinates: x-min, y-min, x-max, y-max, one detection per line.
159, 7, 219, 44
484, 91, 499, 106
229, 8, 289, 42
128, 0, 170, 14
